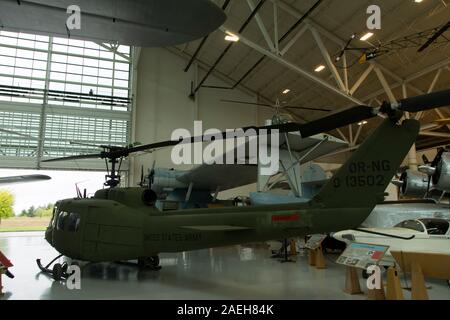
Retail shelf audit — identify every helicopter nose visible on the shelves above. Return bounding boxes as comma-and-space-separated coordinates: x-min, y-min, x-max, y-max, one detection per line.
45, 227, 53, 245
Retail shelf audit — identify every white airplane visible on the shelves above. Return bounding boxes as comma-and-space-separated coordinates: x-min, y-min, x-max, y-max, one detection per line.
0, 131, 51, 185
333, 218, 450, 266
0, 175, 51, 185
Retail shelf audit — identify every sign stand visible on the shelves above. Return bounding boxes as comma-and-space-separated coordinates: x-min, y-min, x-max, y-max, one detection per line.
367, 285, 385, 300
290, 239, 297, 257
308, 249, 316, 266
411, 262, 429, 300
386, 267, 404, 300
337, 242, 389, 297
315, 247, 326, 269
344, 267, 363, 295
390, 251, 450, 300
280, 239, 295, 263
305, 234, 327, 269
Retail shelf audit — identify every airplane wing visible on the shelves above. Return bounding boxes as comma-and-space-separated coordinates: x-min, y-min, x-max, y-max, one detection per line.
180, 225, 254, 231
177, 164, 257, 191
0, 174, 51, 185
175, 133, 347, 192
279, 133, 348, 162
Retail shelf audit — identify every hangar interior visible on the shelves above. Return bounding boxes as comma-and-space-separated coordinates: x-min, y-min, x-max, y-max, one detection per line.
0, 0, 450, 300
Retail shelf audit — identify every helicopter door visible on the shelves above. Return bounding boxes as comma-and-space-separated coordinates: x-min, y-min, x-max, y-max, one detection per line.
53, 210, 83, 258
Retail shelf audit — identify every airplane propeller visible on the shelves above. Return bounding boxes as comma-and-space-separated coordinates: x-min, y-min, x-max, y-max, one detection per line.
418, 147, 448, 197
41, 89, 450, 188
149, 160, 157, 188
138, 165, 145, 188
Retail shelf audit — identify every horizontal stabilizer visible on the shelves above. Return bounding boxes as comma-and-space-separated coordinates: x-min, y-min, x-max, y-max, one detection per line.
180, 225, 253, 231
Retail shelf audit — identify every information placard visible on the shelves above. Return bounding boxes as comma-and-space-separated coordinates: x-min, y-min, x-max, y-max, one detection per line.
336, 242, 389, 269
305, 234, 327, 250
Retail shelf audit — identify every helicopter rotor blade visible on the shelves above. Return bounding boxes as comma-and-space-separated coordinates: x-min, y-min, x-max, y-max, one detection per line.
392, 88, 450, 113
221, 99, 331, 112
42, 153, 104, 163
0, 128, 39, 140
283, 106, 332, 112
41, 89, 450, 163
221, 100, 275, 109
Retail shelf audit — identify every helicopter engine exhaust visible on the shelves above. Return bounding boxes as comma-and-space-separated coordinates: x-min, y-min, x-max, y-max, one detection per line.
94, 188, 157, 207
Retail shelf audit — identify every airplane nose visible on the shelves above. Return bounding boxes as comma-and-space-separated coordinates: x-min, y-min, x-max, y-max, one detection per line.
332, 231, 344, 241
333, 231, 355, 242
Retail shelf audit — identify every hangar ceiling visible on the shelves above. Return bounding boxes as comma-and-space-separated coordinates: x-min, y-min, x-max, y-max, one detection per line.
171, 0, 450, 150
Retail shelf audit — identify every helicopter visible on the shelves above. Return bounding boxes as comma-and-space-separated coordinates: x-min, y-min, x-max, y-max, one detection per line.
36, 89, 450, 281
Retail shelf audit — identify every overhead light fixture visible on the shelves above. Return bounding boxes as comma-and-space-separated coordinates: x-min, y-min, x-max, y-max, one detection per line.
224, 32, 239, 42
360, 32, 374, 41
358, 121, 368, 126
414, 0, 423, 2
282, 89, 291, 94
314, 65, 326, 72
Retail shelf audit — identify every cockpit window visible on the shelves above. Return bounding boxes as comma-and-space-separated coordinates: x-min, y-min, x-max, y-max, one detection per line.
51, 205, 58, 228
395, 220, 425, 233
419, 219, 449, 235
56, 211, 68, 231
66, 213, 80, 232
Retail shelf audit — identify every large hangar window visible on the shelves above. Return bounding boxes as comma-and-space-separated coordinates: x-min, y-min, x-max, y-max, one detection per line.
0, 31, 132, 169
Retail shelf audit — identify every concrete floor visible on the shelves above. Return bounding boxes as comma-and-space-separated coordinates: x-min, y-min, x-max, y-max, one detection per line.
1, 232, 449, 300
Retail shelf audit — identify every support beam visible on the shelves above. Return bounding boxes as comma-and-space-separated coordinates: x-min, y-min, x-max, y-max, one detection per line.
247, 0, 276, 52
374, 67, 397, 104
310, 26, 346, 92
193, 0, 267, 94
348, 125, 353, 146
273, 1, 279, 53
343, 52, 349, 92
280, 25, 308, 56
416, 68, 443, 120
336, 128, 349, 143
219, 25, 364, 105
356, 58, 450, 107
272, 0, 427, 96
350, 65, 374, 95
96, 42, 131, 62
353, 124, 363, 146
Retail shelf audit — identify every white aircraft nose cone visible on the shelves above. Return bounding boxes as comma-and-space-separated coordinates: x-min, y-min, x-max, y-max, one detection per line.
333, 231, 354, 242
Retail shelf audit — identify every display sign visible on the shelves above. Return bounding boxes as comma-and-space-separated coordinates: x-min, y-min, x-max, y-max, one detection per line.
305, 234, 327, 250
336, 242, 389, 269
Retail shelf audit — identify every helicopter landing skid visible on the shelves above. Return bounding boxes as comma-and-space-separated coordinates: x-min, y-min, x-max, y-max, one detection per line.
36, 255, 73, 281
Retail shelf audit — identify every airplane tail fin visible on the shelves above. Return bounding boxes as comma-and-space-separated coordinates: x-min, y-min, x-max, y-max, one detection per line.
312, 119, 420, 209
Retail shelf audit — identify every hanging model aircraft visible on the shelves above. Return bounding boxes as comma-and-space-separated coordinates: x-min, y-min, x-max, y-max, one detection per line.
35, 89, 450, 280
0, 0, 226, 47
0, 129, 51, 185
138, 124, 348, 210
0, 174, 51, 185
